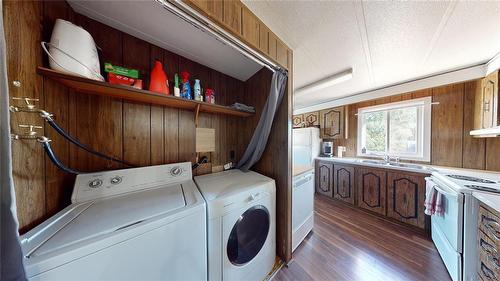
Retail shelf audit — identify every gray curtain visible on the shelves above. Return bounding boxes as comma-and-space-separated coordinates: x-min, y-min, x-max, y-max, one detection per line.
0, 0, 27, 280
237, 70, 288, 171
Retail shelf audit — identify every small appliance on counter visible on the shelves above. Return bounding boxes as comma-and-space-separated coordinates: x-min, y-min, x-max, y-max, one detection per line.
321, 141, 334, 157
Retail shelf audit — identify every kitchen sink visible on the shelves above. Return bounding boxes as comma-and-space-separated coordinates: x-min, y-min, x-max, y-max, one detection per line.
388, 162, 432, 170
358, 159, 386, 165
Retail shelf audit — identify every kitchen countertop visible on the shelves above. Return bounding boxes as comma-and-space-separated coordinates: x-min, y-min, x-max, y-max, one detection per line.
316, 156, 500, 211
473, 192, 500, 213
293, 165, 314, 177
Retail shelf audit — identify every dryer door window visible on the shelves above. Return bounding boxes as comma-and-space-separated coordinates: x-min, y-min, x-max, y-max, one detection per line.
227, 205, 270, 266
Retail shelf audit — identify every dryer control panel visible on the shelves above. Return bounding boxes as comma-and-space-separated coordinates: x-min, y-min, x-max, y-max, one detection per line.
71, 162, 192, 203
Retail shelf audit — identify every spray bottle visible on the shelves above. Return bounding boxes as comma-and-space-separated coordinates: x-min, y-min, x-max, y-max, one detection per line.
180, 71, 192, 99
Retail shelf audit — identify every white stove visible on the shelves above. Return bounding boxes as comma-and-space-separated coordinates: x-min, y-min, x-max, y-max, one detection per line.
427, 170, 500, 281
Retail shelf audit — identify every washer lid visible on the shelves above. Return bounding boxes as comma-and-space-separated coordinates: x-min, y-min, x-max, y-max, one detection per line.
23, 184, 186, 258
194, 169, 274, 202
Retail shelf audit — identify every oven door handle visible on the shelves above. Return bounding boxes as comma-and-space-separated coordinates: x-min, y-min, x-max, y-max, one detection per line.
425, 178, 458, 197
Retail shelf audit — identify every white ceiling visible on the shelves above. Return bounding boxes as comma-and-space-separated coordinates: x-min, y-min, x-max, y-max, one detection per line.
243, 1, 500, 109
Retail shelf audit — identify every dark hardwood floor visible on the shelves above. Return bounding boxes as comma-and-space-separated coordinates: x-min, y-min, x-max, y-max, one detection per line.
274, 195, 451, 281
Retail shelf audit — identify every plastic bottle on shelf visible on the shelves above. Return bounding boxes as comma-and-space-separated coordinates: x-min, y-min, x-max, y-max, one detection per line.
180, 71, 192, 99
174, 73, 180, 97
194, 79, 202, 101
149, 60, 169, 95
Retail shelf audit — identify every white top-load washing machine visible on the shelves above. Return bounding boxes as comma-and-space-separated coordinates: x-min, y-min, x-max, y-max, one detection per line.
21, 162, 207, 281
194, 169, 276, 281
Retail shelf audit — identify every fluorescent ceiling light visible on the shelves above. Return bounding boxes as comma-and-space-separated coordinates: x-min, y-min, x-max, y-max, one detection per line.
295, 68, 353, 96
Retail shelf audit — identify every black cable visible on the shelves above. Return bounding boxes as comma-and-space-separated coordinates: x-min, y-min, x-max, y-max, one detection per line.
42, 141, 82, 175
46, 119, 135, 167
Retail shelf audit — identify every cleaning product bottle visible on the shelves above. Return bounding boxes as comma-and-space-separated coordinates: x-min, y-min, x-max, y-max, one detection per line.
149, 60, 169, 95
194, 79, 202, 101
180, 71, 191, 99
174, 73, 180, 97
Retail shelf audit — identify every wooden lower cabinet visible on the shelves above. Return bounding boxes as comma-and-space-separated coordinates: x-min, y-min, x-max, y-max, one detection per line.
333, 164, 355, 205
316, 161, 333, 197
386, 172, 426, 229
478, 204, 500, 280
356, 167, 386, 215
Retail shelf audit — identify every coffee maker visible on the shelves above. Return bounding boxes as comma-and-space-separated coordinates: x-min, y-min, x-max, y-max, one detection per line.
321, 141, 333, 157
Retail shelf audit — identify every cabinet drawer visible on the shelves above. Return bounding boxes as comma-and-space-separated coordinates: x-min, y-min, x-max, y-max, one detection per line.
479, 206, 500, 245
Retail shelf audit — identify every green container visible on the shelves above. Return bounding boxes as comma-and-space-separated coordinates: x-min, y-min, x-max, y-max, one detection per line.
104, 63, 139, 79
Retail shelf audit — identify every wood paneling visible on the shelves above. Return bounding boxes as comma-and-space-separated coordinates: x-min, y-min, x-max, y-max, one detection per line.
328, 81, 500, 171
387, 171, 426, 229
5, 0, 46, 231
463, 80, 486, 170
275, 196, 451, 281
7, 2, 250, 231
431, 83, 464, 167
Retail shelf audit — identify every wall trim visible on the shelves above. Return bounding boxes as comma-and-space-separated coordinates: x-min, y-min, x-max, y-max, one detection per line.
486, 52, 500, 75
294, 63, 486, 114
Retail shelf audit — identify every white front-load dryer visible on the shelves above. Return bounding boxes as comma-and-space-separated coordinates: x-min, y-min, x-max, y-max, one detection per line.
195, 169, 276, 281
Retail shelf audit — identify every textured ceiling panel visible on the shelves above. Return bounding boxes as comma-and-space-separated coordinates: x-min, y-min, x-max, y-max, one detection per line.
243, 0, 500, 109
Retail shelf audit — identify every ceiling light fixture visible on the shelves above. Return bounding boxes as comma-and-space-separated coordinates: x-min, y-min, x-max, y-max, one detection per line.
295, 68, 353, 96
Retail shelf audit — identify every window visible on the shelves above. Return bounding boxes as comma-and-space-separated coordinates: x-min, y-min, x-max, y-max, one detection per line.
357, 97, 431, 161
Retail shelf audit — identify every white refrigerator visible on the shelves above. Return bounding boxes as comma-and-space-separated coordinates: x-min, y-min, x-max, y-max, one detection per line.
292, 128, 321, 252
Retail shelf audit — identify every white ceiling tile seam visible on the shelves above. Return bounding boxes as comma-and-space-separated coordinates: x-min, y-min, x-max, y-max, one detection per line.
421, 1, 457, 68
354, 0, 374, 85
159, 0, 282, 73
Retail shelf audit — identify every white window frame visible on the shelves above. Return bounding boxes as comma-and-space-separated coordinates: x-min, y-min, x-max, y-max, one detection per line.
357, 97, 432, 162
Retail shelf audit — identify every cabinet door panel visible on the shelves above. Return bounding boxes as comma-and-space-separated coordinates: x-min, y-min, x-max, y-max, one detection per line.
223, 0, 242, 35
333, 165, 355, 205
316, 161, 333, 197
241, 7, 259, 48
320, 107, 345, 139
387, 172, 426, 229
292, 114, 304, 128
356, 167, 386, 215
483, 78, 495, 129
304, 111, 319, 127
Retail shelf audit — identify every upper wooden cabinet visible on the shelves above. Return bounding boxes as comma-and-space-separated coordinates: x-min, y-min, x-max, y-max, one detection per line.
183, 0, 291, 69
241, 6, 260, 48
292, 114, 304, 128
386, 171, 427, 229
474, 70, 499, 130
222, 0, 242, 35
304, 111, 319, 127
320, 106, 346, 139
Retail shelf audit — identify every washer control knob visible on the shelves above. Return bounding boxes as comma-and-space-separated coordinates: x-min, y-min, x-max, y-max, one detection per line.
88, 179, 103, 188
110, 176, 122, 185
170, 167, 182, 176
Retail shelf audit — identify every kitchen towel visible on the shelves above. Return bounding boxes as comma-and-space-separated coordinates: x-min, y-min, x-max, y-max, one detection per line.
0, 0, 27, 279
237, 70, 287, 171
424, 180, 444, 216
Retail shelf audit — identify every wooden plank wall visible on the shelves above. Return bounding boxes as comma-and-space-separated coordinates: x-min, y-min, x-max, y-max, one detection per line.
241, 65, 292, 261
333, 80, 500, 171
4, 0, 252, 232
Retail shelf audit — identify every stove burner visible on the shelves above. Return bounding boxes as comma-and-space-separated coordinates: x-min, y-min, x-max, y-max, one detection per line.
447, 175, 497, 184
464, 185, 500, 193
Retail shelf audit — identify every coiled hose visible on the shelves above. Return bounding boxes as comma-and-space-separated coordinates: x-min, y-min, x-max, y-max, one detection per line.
46, 119, 135, 167
42, 141, 82, 175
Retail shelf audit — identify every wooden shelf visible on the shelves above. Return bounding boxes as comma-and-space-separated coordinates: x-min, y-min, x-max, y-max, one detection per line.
37, 67, 253, 118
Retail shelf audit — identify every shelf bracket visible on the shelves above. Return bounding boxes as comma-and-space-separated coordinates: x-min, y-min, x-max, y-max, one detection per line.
194, 104, 200, 127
